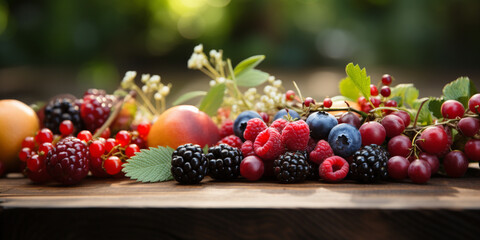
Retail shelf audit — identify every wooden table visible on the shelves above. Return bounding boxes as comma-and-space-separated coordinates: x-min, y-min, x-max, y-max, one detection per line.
2, 166, 480, 240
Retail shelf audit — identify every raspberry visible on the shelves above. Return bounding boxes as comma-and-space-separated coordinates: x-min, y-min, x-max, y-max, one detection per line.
47, 137, 90, 185
217, 135, 243, 149
319, 156, 349, 182
219, 120, 234, 138
80, 94, 116, 132
281, 120, 309, 151
243, 118, 267, 142
309, 140, 334, 165
270, 118, 288, 134
241, 140, 255, 157
254, 128, 283, 161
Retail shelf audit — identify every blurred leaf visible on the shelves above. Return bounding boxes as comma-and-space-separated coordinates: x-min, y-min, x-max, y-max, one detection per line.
234, 55, 265, 77
428, 98, 444, 119
331, 95, 354, 102
345, 63, 371, 100
339, 77, 360, 101
122, 146, 174, 183
235, 69, 269, 87
173, 91, 207, 105
442, 77, 477, 107
199, 83, 225, 116
390, 84, 419, 107
412, 98, 433, 125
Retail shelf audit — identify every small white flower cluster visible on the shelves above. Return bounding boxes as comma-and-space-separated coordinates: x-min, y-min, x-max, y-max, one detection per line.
209, 77, 228, 87
187, 44, 209, 69
121, 71, 137, 89
138, 74, 171, 100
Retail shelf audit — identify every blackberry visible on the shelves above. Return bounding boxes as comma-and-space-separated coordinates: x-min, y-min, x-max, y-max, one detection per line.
80, 94, 116, 132
207, 144, 243, 180
46, 137, 90, 185
171, 144, 208, 184
349, 144, 389, 183
273, 151, 310, 183
44, 98, 82, 134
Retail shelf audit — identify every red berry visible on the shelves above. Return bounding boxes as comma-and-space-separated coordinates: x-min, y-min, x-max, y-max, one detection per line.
309, 140, 334, 165
464, 139, 480, 162
381, 115, 405, 138
370, 97, 381, 107
89, 157, 109, 178
259, 112, 270, 124
357, 96, 367, 105
35, 128, 53, 144
270, 118, 288, 134
132, 137, 147, 149
95, 127, 111, 139
125, 144, 140, 158
457, 117, 480, 137
115, 130, 131, 147
104, 156, 123, 175
89, 140, 105, 158
370, 84, 378, 96
241, 140, 255, 157
254, 128, 283, 161
443, 150, 469, 178
243, 118, 267, 142
105, 138, 118, 153
408, 159, 431, 184
80, 94, 115, 132
391, 111, 411, 127
285, 90, 296, 101
216, 135, 243, 149
387, 156, 410, 180
26, 154, 51, 183
27, 154, 41, 172
323, 98, 332, 108
19, 147, 32, 162
22, 136, 36, 149
77, 130, 93, 142
306, 138, 317, 154
417, 127, 449, 155
361, 102, 373, 113
468, 93, 480, 114
338, 112, 361, 129
240, 156, 264, 181
319, 156, 349, 182
382, 74, 393, 85
219, 120, 234, 138
359, 121, 386, 146
387, 135, 412, 158
281, 120, 310, 151
38, 142, 54, 158
304, 97, 315, 107
380, 86, 391, 97
46, 137, 89, 185
441, 100, 465, 119
137, 122, 151, 139
418, 152, 440, 175
59, 120, 74, 136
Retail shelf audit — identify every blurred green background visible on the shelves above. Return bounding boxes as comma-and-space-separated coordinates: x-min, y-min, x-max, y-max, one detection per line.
1, 0, 479, 102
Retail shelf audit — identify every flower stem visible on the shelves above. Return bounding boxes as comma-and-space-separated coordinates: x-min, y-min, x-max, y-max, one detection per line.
132, 85, 157, 115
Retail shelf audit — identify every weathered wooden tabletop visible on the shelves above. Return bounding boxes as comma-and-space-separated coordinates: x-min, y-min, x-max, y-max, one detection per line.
2, 166, 480, 240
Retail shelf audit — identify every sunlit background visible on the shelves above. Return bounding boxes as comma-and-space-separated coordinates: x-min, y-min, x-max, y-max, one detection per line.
1, 0, 480, 103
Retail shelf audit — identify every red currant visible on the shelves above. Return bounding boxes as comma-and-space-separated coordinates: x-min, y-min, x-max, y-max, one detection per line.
464, 139, 480, 162
441, 100, 465, 119
370, 84, 378, 96
137, 122, 151, 139
59, 120, 74, 136
381, 115, 405, 138
457, 117, 480, 137
361, 102, 373, 113
95, 127, 111, 139
370, 97, 381, 107
357, 96, 367, 105
27, 154, 41, 172
303, 97, 315, 107
443, 150, 469, 178
240, 156, 264, 181
468, 93, 480, 114
125, 144, 140, 158
382, 74, 393, 85
89, 140, 105, 158
38, 142, 54, 157
408, 159, 431, 184
285, 90, 296, 101
115, 130, 131, 147
22, 136, 36, 149
387, 156, 410, 180
323, 98, 332, 108
104, 156, 123, 175
35, 128, 53, 144
359, 121, 386, 146
105, 138, 118, 153
77, 130, 93, 142
380, 86, 391, 97
90, 156, 109, 178
132, 137, 147, 149
19, 147, 32, 162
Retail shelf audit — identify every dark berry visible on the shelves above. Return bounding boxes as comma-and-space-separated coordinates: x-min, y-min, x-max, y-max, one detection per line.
457, 117, 480, 137
43, 98, 82, 134
443, 150, 469, 178
233, 111, 262, 141
273, 151, 310, 183
273, 109, 300, 121
387, 156, 410, 180
171, 144, 208, 184
47, 137, 89, 185
387, 135, 412, 158
380, 86, 391, 97
207, 144, 243, 180
328, 123, 362, 158
465, 139, 480, 162
338, 112, 361, 129
408, 159, 431, 184
441, 100, 464, 119
418, 152, 440, 175
306, 111, 338, 140
381, 115, 405, 138
350, 144, 389, 183
90, 157, 109, 178
80, 94, 116, 132
391, 111, 411, 127
240, 155, 264, 181
382, 74, 392, 85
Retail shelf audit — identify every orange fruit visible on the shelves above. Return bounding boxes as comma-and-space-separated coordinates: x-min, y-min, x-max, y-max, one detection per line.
0, 99, 40, 172
147, 105, 220, 149
328, 100, 361, 117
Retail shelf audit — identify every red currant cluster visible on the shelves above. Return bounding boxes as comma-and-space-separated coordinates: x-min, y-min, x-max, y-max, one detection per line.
358, 74, 396, 113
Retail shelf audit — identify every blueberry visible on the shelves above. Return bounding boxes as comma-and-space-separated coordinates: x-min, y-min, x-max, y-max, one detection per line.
234, 110, 263, 141
306, 111, 338, 140
273, 109, 300, 121
328, 123, 362, 158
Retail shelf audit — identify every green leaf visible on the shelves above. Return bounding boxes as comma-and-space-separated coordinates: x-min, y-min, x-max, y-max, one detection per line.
199, 83, 225, 116
412, 98, 433, 125
339, 77, 361, 101
234, 55, 265, 76
442, 77, 477, 107
345, 63, 371, 99
235, 69, 269, 87
173, 91, 207, 106
122, 146, 175, 183
390, 84, 419, 107
428, 98, 444, 119
331, 95, 354, 102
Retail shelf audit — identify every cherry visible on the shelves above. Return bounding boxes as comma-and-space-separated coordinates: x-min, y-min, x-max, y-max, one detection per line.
370, 84, 378, 96
285, 90, 296, 101
137, 122, 151, 139
59, 120, 74, 136
22, 136, 36, 149
77, 130, 93, 142
457, 117, 480, 137
381, 115, 405, 138
387, 135, 411, 157
323, 98, 332, 108
370, 97, 381, 107
89, 140, 105, 158
441, 100, 465, 119
19, 147, 33, 162
105, 138, 118, 153
464, 139, 480, 162
103, 156, 123, 175
417, 127, 449, 155
240, 156, 264, 181
391, 111, 411, 127
387, 156, 410, 180
408, 159, 431, 184
380, 86, 391, 97
443, 150, 469, 178
338, 112, 361, 129
418, 152, 440, 175
468, 93, 480, 114
125, 144, 140, 158
35, 128, 53, 144
359, 121, 386, 146
382, 74, 393, 86
115, 130, 131, 147
304, 97, 315, 107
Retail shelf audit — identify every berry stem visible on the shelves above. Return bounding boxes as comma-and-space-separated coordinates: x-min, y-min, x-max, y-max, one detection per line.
320, 107, 368, 119
413, 98, 429, 128
292, 81, 304, 102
